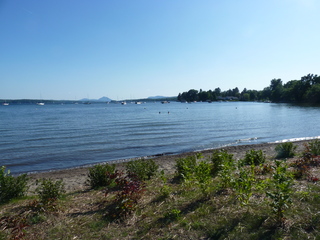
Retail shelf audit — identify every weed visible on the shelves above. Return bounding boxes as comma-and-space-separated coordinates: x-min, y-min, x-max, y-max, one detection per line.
175, 154, 200, 181
233, 165, 256, 206
239, 149, 266, 166
0, 166, 29, 204
175, 154, 213, 195
211, 149, 234, 177
126, 159, 159, 180
308, 140, 320, 156
296, 191, 310, 202
211, 150, 235, 189
266, 160, 293, 225
291, 149, 320, 181
107, 172, 146, 221
87, 164, 116, 189
275, 142, 297, 159
35, 178, 65, 204
159, 170, 171, 198
164, 209, 181, 222
194, 161, 212, 197
254, 163, 273, 175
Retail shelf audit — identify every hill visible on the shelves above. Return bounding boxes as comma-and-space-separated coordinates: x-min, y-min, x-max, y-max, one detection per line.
147, 96, 169, 100
80, 96, 112, 102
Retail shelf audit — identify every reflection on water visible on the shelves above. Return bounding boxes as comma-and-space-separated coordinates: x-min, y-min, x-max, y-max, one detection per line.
0, 102, 319, 174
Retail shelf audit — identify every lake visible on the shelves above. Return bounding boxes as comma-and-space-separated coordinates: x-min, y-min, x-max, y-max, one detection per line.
0, 101, 319, 174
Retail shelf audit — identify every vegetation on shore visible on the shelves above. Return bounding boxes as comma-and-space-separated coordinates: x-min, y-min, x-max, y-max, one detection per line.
1, 141, 320, 239
178, 73, 320, 103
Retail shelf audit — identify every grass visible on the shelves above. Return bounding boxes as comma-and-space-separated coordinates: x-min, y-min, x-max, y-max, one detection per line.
1, 143, 320, 239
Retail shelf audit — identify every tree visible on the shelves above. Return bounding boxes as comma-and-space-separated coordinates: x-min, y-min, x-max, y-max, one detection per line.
232, 87, 240, 98
248, 90, 258, 101
305, 84, 320, 103
199, 90, 209, 102
214, 88, 221, 97
261, 87, 271, 101
186, 89, 199, 102
282, 80, 300, 102
242, 93, 250, 101
176, 73, 319, 103
270, 79, 283, 102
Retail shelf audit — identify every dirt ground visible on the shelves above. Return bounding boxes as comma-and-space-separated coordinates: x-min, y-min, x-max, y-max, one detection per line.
26, 140, 310, 193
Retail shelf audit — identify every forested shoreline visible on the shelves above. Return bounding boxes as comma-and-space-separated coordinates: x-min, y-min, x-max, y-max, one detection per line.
178, 73, 320, 103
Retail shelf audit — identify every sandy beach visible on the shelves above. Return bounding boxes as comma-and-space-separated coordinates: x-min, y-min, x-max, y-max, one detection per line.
27, 140, 310, 193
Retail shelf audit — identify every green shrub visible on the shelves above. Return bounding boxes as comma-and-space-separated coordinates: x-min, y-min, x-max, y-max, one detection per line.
87, 164, 116, 189
159, 170, 171, 198
175, 154, 200, 181
233, 166, 256, 206
275, 142, 297, 159
194, 161, 212, 184
0, 166, 29, 204
194, 161, 212, 196
126, 159, 159, 181
308, 140, 320, 156
266, 160, 293, 224
211, 150, 236, 189
240, 149, 266, 166
175, 154, 213, 194
35, 178, 65, 204
211, 150, 234, 177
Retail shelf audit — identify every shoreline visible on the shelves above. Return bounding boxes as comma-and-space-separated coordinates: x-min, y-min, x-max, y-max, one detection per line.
26, 140, 311, 194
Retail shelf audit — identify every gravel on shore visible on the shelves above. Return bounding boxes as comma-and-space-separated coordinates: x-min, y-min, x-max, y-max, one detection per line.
27, 140, 310, 193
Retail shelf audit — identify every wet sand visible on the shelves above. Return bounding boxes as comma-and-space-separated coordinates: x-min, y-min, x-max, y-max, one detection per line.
27, 140, 310, 193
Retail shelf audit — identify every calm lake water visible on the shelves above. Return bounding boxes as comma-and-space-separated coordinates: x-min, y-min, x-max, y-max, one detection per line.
0, 102, 319, 174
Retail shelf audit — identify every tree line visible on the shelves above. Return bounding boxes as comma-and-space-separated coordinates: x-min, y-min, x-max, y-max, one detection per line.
177, 73, 320, 103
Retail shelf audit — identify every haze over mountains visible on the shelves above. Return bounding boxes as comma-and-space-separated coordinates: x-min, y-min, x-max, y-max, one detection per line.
80, 96, 170, 102
147, 96, 168, 99
80, 96, 112, 102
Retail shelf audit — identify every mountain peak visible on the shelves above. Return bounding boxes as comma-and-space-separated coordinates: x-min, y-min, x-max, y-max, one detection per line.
98, 96, 112, 102
80, 96, 112, 102
147, 96, 168, 100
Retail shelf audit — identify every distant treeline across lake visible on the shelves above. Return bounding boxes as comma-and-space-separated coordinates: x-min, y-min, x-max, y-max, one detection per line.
178, 73, 320, 103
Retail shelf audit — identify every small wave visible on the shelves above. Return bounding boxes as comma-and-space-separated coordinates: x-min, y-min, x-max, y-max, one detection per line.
208, 137, 259, 150
274, 136, 320, 143
237, 137, 258, 143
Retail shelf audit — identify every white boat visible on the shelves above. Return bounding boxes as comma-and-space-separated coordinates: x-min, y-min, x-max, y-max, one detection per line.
135, 101, 142, 104
2, 102, 9, 106
121, 101, 127, 105
37, 102, 45, 106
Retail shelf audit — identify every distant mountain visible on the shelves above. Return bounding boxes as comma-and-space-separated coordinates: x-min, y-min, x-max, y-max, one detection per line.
98, 96, 112, 102
147, 96, 169, 100
80, 96, 112, 102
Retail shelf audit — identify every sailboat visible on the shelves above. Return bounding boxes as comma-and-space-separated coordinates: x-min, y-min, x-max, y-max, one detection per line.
2, 100, 9, 106
37, 94, 45, 105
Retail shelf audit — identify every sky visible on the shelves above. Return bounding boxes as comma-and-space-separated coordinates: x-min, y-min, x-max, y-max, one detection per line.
1, 0, 320, 100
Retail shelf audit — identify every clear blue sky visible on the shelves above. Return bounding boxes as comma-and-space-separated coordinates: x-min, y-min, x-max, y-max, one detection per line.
1, 0, 319, 100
